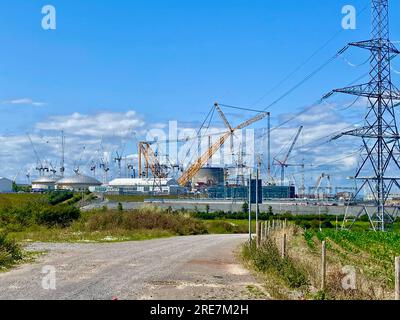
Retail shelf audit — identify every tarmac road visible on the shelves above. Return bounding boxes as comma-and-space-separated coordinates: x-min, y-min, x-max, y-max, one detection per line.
0, 234, 268, 300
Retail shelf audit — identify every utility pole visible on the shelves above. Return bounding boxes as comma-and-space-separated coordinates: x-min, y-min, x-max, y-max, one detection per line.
248, 172, 252, 242
267, 112, 271, 184
60, 130, 65, 177
333, 0, 400, 231
256, 157, 261, 237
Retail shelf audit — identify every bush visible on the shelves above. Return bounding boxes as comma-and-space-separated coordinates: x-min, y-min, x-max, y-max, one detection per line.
47, 191, 74, 205
0, 232, 23, 268
243, 238, 309, 289
85, 208, 208, 235
35, 205, 81, 227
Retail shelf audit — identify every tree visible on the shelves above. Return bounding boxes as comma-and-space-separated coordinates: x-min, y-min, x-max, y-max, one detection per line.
242, 202, 249, 214
117, 203, 123, 212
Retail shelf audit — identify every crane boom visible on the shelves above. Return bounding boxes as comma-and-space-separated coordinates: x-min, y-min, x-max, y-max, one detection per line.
215, 103, 233, 132
274, 126, 303, 186
177, 108, 268, 187
282, 126, 303, 165
138, 142, 168, 179
177, 132, 232, 186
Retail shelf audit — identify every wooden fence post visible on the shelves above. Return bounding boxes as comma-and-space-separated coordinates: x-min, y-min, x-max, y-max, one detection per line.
264, 222, 268, 239
321, 241, 327, 291
261, 222, 264, 242
396, 257, 400, 301
281, 234, 287, 259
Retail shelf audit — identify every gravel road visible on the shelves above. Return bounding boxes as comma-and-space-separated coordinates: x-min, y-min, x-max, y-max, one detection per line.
0, 234, 269, 300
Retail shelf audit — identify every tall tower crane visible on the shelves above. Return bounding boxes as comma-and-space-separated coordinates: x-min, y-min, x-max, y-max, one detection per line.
273, 126, 303, 186
27, 134, 45, 177
177, 103, 268, 187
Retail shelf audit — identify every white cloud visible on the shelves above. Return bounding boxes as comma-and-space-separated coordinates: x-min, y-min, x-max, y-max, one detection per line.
36, 111, 146, 138
2, 98, 46, 107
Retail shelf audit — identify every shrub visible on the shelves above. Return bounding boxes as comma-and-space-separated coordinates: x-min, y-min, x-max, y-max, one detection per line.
47, 191, 74, 205
243, 238, 309, 289
118, 203, 123, 211
35, 205, 81, 227
85, 208, 208, 235
242, 202, 249, 214
0, 232, 23, 268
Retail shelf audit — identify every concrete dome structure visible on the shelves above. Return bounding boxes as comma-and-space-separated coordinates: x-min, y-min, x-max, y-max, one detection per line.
31, 175, 62, 192
56, 174, 101, 192
192, 167, 225, 187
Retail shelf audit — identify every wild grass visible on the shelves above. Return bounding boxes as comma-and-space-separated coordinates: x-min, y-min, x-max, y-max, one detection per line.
0, 194, 44, 209
242, 237, 309, 290
81, 207, 208, 236
0, 232, 23, 270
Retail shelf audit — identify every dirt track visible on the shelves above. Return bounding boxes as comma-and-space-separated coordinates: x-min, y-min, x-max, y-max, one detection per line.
0, 234, 268, 300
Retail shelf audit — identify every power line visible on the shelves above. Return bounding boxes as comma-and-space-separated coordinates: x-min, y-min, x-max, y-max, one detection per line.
251, 4, 369, 106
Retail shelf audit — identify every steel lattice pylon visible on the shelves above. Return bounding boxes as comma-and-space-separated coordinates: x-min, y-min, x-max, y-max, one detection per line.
333, 0, 400, 231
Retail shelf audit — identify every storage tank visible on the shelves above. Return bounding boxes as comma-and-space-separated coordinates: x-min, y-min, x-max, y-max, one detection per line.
192, 167, 225, 187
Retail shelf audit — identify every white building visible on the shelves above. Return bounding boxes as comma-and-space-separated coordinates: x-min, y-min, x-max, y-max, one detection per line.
31, 175, 62, 192
56, 174, 102, 192
0, 177, 13, 193
96, 178, 186, 195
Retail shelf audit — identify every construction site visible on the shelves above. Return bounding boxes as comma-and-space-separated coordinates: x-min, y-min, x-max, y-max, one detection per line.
2, 0, 400, 304
3, 0, 392, 234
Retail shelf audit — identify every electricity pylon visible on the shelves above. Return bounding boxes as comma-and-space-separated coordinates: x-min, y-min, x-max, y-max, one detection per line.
333, 0, 400, 231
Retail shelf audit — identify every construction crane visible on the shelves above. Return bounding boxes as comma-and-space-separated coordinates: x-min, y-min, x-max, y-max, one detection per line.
60, 130, 65, 177
310, 173, 332, 199
138, 142, 169, 179
273, 126, 303, 186
177, 103, 268, 187
27, 134, 45, 177
114, 150, 123, 178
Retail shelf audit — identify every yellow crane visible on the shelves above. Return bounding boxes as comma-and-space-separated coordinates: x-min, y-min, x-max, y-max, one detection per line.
138, 142, 168, 179
177, 103, 269, 187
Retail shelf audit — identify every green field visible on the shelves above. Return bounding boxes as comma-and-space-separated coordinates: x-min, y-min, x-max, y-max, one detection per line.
242, 225, 400, 300
0, 194, 44, 208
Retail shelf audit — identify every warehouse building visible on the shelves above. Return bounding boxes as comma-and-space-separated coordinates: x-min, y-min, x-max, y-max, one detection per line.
0, 177, 13, 193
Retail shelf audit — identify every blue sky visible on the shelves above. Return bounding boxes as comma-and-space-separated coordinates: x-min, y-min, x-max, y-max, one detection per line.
1, 0, 400, 186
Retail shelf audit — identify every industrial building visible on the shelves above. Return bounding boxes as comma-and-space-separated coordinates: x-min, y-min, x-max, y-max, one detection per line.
56, 174, 102, 192
31, 175, 62, 192
204, 185, 296, 200
192, 167, 225, 188
0, 177, 13, 193
91, 178, 186, 195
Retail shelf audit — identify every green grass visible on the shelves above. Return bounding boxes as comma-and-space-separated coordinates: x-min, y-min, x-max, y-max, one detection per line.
304, 229, 400, 287
0, 232, 23, 270
0, 194, 44, 209
8, 226, 174, 243
105, 194, 194, 203
242, 238, 309, 289
205, 219, 252, 234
